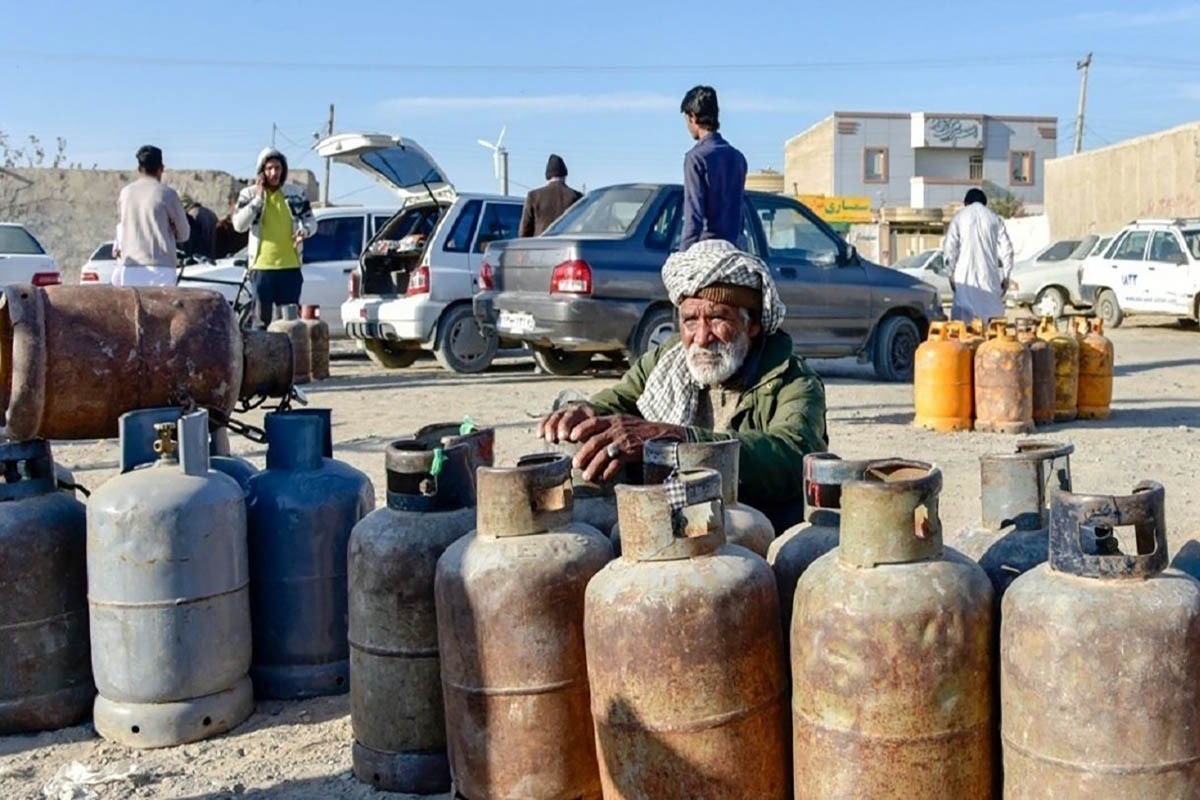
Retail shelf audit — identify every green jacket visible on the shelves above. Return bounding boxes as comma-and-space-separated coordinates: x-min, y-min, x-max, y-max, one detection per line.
590, 331, 828, 530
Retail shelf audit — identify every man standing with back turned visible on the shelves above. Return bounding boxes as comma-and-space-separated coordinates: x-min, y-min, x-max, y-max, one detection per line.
680, 85, 748, 251
112, 145, 190, 286
519, 154, 582, 237
944, 187, 1015, 323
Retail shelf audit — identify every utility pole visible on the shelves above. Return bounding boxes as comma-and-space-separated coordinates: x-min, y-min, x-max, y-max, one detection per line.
1073, 52, 1092, 155
499, 148, 509, 196
321, 104, 334, 206
271, 123, 277, 148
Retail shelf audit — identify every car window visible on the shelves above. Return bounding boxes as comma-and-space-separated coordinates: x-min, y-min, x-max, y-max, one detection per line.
372, 215, 393, 235
1112, 231, 1150, 261
0, 226, 45, 255
443, 200, 482, 252
546, 186, 655, 236
1040, 240, 1080, 261
1091, 237, 1112, 257
1181, 229, 1200, 260
749, 195, 839, 265
931, 252, 945, 273
474, 203, 522, 253
378, 205, 441, 242
91, 242, 116, 261
894, 250, 936, 269
647, 193, 681, 250
740, 205, 761, 257
1149, 231, 1185, 263
303, 216, 365, 263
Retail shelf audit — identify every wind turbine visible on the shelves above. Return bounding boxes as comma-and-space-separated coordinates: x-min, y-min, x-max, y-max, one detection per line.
477, 126, 509, 196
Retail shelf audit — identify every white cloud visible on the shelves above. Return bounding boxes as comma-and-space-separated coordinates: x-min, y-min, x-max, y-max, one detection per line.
1073, 4, 1200, 27
378, 91, 804, 116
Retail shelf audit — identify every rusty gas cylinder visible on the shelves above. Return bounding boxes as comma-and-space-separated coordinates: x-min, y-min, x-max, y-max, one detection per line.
586, 468, 790, 800
767, 452, 873, 637
268, 304, 311, 385
300, 305, 331, 381
791, 460, 994, 797
435, 453, 612, 800
612, 438, 774, 557
913, 320, 973, 432
947, 440, 1073, 598
1002, 482, 1200, 797
1037, 316, 1079, 422
348, 439, 476, 794
1016, 319, 1055, 425
0, 285, 291, 441
974, 320, 1034, 434
414, 420, 496, 480
1072, 316, 1113, 419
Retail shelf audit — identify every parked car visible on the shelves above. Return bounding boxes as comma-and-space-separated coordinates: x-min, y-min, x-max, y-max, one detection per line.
1006, 237, 1100, 318
0, 223, 61, 286
321, 133, 525, 373
79, 241, 117, 284
1079, 218, 1200, 328
474, 184, 944, 381
893, 249, 951, 305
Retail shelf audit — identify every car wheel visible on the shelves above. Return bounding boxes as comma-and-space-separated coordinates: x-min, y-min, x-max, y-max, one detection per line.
1095, 289, 1124, 329
872, 315, 921, 382
532, 347, 595, 377
363, 339, 421, 369
434, 304, 499, 374
631, 306, 677, 359
1034, 287, 1066, 319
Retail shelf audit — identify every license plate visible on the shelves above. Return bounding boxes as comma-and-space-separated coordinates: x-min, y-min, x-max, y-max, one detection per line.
498, 310, 536, 334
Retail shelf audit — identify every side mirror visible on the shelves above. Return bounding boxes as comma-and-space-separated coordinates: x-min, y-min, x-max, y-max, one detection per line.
839, 244, 858, 266
1171, 253, 1188, 266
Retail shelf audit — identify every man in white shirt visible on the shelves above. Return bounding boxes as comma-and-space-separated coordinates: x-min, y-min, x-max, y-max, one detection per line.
112, 145, 190, 287
943, 188, 1015, 322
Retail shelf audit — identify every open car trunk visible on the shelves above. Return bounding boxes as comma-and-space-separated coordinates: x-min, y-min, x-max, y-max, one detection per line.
359, 202, 447, 297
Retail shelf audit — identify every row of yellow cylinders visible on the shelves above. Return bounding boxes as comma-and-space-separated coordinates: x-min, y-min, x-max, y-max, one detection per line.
914, 317, 1113, 433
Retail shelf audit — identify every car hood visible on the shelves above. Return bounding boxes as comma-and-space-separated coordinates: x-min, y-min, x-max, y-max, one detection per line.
314, 133, 455, 204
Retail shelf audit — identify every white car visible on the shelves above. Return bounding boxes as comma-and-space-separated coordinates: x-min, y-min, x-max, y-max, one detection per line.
79, 241, 118, 284
893, 249, 952, 305
0, 223, 61, 286
1079, 218, 1200, 328
319, 133, 524, 373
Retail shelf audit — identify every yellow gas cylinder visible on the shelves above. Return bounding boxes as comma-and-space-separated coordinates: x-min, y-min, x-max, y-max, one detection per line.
1016, 320, 1055, 425
913, 321, 973, 432
974, 320, 1033, 434
1036, 317, 1079, 422
1073, 317, 1113, 419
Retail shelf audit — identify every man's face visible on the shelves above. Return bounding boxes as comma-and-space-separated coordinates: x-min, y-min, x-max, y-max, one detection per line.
263, 159, 284, 188
683, 113, 701, 141
679, 296, 761, 385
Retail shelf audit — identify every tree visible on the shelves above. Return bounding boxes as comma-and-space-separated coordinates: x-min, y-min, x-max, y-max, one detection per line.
980, 180, 1025, 219
0, 131, 93, 169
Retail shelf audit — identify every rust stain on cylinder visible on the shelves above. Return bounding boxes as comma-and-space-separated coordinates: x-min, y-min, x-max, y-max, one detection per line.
975, 321, 1034, 434
240, 330, 294, 401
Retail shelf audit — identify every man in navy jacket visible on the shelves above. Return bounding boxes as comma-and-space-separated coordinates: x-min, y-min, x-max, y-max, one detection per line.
679, 86, 748, 251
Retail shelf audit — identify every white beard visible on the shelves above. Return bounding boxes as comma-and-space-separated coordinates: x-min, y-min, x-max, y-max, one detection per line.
685, 333, 750, 386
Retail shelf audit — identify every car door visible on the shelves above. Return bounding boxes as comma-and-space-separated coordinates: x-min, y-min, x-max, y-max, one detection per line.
1104, 230, 1152, 311
466, 201, 523, 296
301, 213, 367, 331
1144, 230, 1190, 313
747, 193, 867, 355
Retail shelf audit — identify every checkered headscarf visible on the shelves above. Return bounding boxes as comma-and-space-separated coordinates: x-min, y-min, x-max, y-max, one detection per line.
661, 239, 786, 333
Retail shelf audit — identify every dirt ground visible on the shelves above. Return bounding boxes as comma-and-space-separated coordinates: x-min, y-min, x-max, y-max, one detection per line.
4, 317, 1199, 799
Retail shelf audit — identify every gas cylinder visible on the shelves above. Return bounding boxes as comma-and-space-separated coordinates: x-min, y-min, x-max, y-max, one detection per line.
913, 320, 973, 431
612, 438, 775, 557
586, 468, 790, 799
349, 438, 476, 794
0, 285, 292, 441
792, 460, 994, 797
435, 453, 612, 800
974, 320, 1034, 434
1002, 482, 1200, 797
88, 409, 253, 748
209, 426, 259, 491
414, 419, 496, 478
1016, 319, 1055, 425
246, 409, 374, 699
1072, 316, 1113, 419
947, 440, 1073, 598
767, 453, 873, 637
301, 305, 331, 380
0, 439, 91, 734
1037, 316, 1079, 422
268, 304, 312, 385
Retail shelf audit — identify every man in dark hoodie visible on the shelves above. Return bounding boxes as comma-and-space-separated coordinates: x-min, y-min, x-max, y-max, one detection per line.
680, 85, 747, 251
519, 154, 583, 237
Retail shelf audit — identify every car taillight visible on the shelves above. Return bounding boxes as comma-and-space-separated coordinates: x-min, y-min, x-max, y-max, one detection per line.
407, 265, 431, 296
347, 270, 361, 299
550, 260, 592, 295
479, 260, 495, 290
80, 271, 99, 283
32, 272, 60, 287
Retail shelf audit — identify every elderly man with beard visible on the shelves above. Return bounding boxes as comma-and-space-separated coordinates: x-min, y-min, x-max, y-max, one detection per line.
538, 239, 828, 530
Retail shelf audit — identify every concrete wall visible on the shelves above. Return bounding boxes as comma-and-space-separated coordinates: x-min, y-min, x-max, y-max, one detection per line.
0, 167, 318, 280
1045, 120, 1200, 239
783, 117, 835, 197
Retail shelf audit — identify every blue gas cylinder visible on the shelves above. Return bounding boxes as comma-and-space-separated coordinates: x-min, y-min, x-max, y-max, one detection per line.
247, 409, 375, 699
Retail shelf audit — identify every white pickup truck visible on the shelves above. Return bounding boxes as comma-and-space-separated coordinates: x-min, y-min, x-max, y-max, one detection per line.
1079, 218, 1200, 327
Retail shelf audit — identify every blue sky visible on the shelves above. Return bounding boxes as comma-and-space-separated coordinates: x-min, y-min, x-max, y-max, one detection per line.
2, 0, 1198, 208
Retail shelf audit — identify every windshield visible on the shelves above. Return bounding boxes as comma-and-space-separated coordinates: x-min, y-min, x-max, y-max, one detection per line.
894, 250, 936, 269
91, 242, 116, 260
544, 186, 654, 236
1041, 240, 1080, 262
0, 226, 45, 255
1183, 229, 1200, 259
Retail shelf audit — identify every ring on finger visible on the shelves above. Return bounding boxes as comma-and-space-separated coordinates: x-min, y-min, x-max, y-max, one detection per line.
605, 443, 620, 458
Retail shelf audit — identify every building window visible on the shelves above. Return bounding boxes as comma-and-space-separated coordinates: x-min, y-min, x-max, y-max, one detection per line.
969, 155, 983, 181
1009, 150, 1035, 186
863, 147, 888, 183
